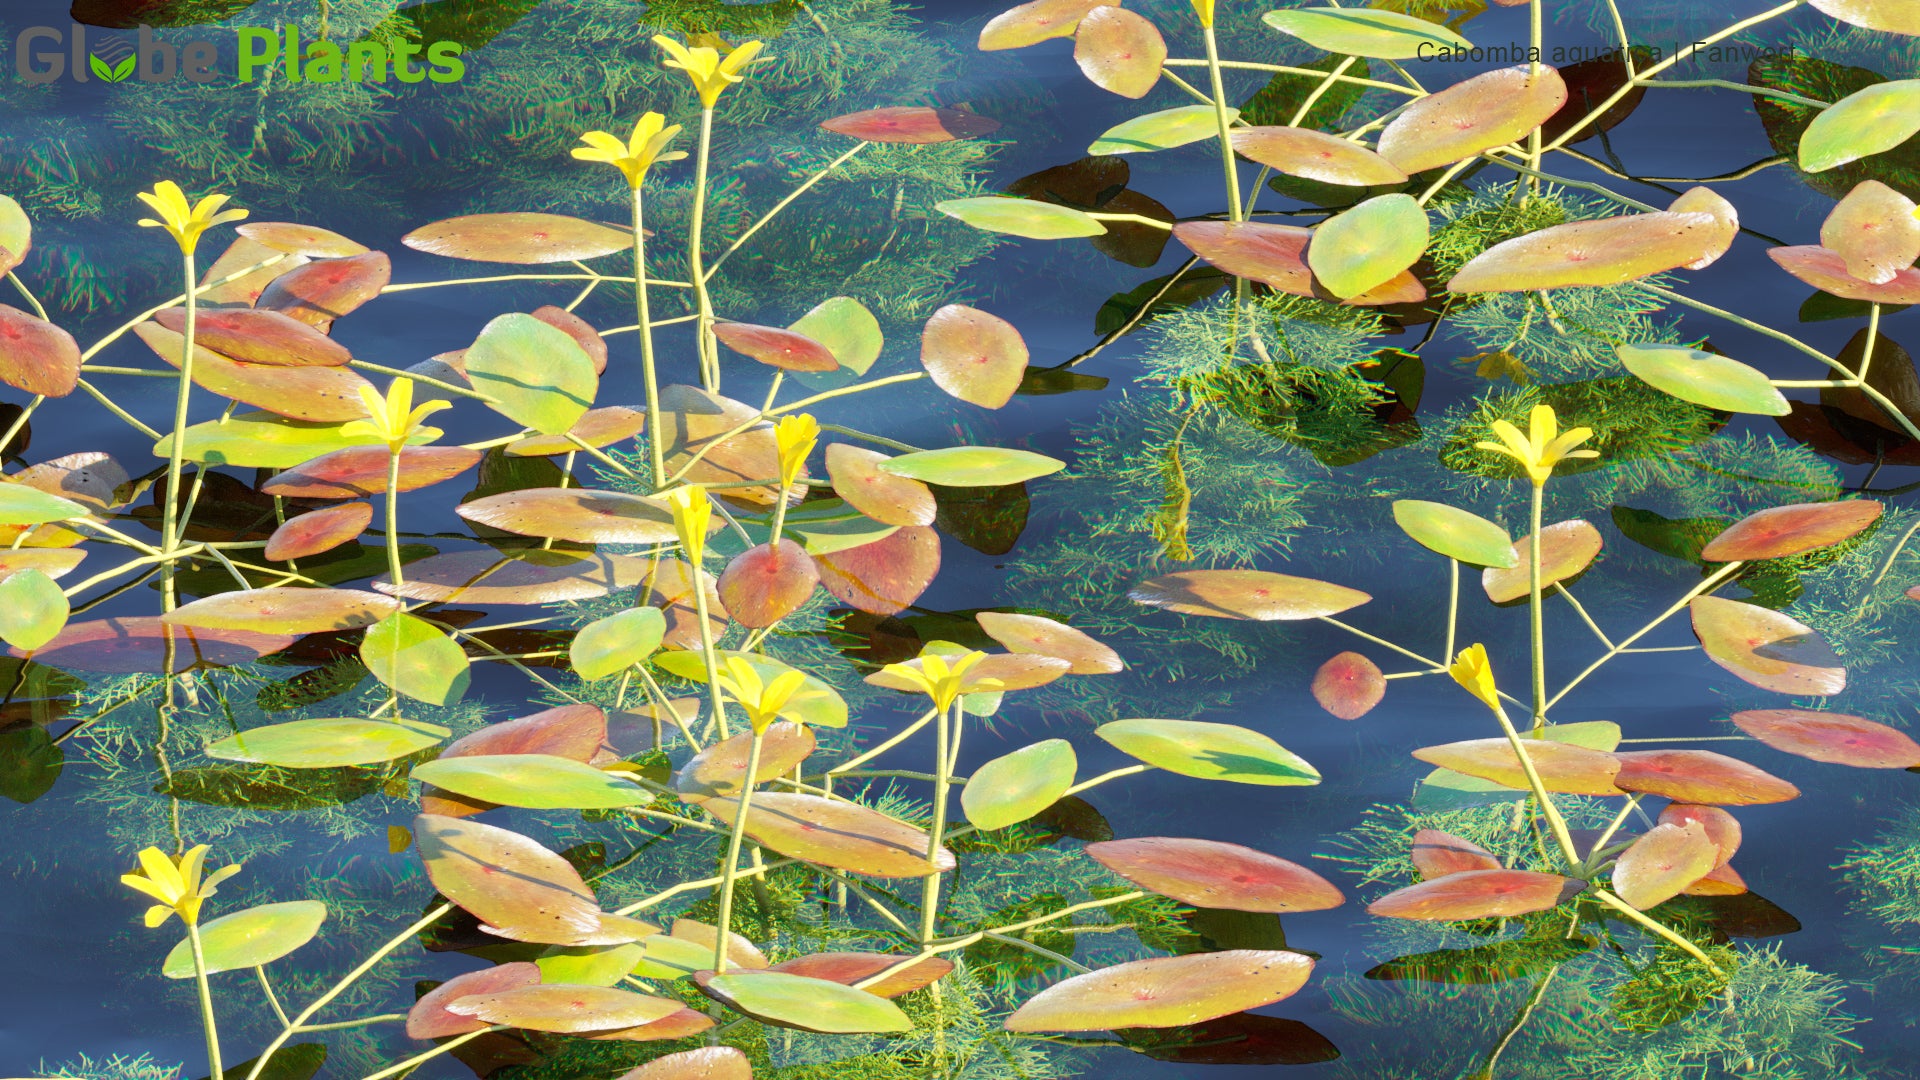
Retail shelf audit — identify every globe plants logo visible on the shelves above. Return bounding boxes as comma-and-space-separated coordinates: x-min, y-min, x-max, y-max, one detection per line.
15, 23, 467, 85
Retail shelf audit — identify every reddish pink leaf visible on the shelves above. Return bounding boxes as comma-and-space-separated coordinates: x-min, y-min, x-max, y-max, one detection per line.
262, 501, 371, 561
151, 307, 351, 367
767, 953, 954, 998
14, 616, 295, 673
1691, 596, 1846, 696
814, 526, 940, 615
237, 221, 369, 258
256, 251, 391, 325
0, 304, 81, 397
1730, 708, 1920, 769
1086, 837, 1344, 913
819, 106, 1002, 143
1657, 804, 1741, 867
1173, 221, 1427, 305
825, 443, 935, 526
713, 322, 839, 372
506, 406, 645, 457
1820, 180, 1920, 285
1230, 127, 1408, 186
978, 0, 1106, 50
1311, 651, 1384, 720
1412, 737, 1624, 795
134, 322, 376, 422
1411, 830, 1504, 879
674, 723, 817, 803
1376, 65, 1568, 175
1612, 749, 1800, 805
531, 305, 608, 374
1367, 869, 1585, 920
1683, 862, 1748, 897
1130, 569, 1370, 620
1699, 500, 1882, 561
1770, 244, 1920, 304
976, 611, 1123, 674
406, 962, 541, 1039
922, 304, 1028, 409
1074, 6, 1165, 99
1004, 951, 1314, 1032
424, 704, 612, 817
717, 540, 820, 628
1483, 519, 1603, 603
1612, 821, 1718, 910
402, 213, 633, 265
614, 1047, 751, 1080
261, 445, 481, 499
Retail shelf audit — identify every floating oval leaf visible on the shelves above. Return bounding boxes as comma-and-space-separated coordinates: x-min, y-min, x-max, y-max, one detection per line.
701, 972, 912, 1033
1308, 194, 1428, 300
976, 611, 1122, 674
262, 446, 481, 499
705, 792, 955, 878
674, 723, 817, 802
921, 304, 1030, 409
208, 717, 446, 768
978, 0, 1106, 50
448, 984, 684, 1033
16, 617, 294, 673
1090, 105, 1235, 155
1690, 595, 1845, 696
937, 197, 1106, 241
0, 483, 88, 526
1769, 244, 1920, 304
360, 610, 469, 706
1074, 6, 1165, 99
414, 754, 650, 810
616, 1047, 752, 1080
1618, 343, 1790, 416
1311, 651, 1385, 720
1809, 0, 1920, 34
1004, 951, 1313, 1032
1482, 519, 1603, 603
1230, 127, 1407, 186
1377, 65, 1567, 175
1448, 209, 1731, 293
1613, 821, 1718, 910
457, 488, 683, 545
713, 322, 839, 372
135, 323, 376, 423
257, 251, 390, 325
1730, 708, 1920, 768
1173, 220, 1426, 305
0, 568, 68, 651
1821, 180, 1920, 284
813, 526, 939, 616
1658, 804, 1741, 866
1412, 737, 1625, 795
1096, 719, 1319, 786
0, 305, 81, 398
0, 195, 29, 274
1086, 837, 1343, 913
658, 385, 788, 505
1261, 7, 1472, 59
152, 308, 351, 368
789, 297, 884, 376
768, 952, 954, 998
164, 587, 399, 634
466, 312, 599, 436
403, 213, 631, 264
1368, 869, 1585, 920
963, 739, 1076, 831
264, 502, 373, 562
717, 540, 819, 628
1699, 500, 1881, 561
1392, 500, 1516, 567
1612, 748, 1801, 805
237, 221, 368, 258
879, 447, 1062, 487
1799, 79, 1920, 172
825, 445, 935, 526
1411, 829, 1504, 879
570, 607, 666, 681
156, 410, 439, 470
818, 106, 1001, 143
506, 407, 645, 457
535, 942, 647, 987
162, 901, 326, 978
414, 813, 639, 946
407, 963, 541, 1039
1130, 569, 1370, 620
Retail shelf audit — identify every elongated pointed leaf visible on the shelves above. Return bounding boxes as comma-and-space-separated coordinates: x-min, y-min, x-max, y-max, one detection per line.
878, 447, 1062, 486
361, 611, 469, 706
1090, 105, 1235, 155
257, 251, 390, 325
1097, 719, 1319, 785
208, 717, 447, 768
1691, 596, 1845, 695
1004, 951, 1313, 1032
407, 963, 541, 1039
701, 972, 913, 1033
1619, 343, 1791, 416
1086, 837, 1343, 913
1411, 829, 1504, 879
767, 953, 954, 998
1412, 736, 1624, 795
978, 0, 1105, 49
1230, 127, 1407, 186
1730, 708, 1920, 768
162, 901, 326, 978
448, 985, 684, 1033
1173, 220, 1426, 304
705, 792, 955, 878
1377, 65, 1567, 175
975, 611, 1122, 674
457, 488, 683, 544
156, 411, 440, 470
818, 106, 1001, 143
402, 213, 631, 264
963, 739, 1076, 830
414, 813, 647, 946
263, 502, 373, 562
713, 322, 839, 372
1800, 79, 1920, 172
1368, 869, 1585, 920
1130, 569, 1369, 620
674, 723, 816, 802
1612, 748, 1801, 805
1392, 500, 1516, 567
413, 754, 649, 809
1699, 500, 1881, 561
0, 483, 88, 526
937, 197, 1106, 240
1261, 7, 1472, 59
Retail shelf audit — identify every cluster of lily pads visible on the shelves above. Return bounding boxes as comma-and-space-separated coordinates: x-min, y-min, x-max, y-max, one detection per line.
6, 0, 1920, 1076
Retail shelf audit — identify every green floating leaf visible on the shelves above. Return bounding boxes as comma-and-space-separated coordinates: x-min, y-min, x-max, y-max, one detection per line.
878, 447, 1066, 487
207, 718, 448, 768
360, 611, 469, 706
1308, 193, 1429, 300
162, 901, 327, 979
466, 312, 599, 435
1096, 719, 1319, 786
412, 754, 651, 810
155, 410, 439, 470
789, 296, 883, 377
1800, 79, 1920, 173
1089, 105, 1235, 155
1391, 501, 1516, 568
0, 483, 88, 526
1617, 343, 1791, 416
0, 193, 31, 274
0, 568, 69, 651
570, 607, 666, 681
702, 971, 913, 1033
936, 197, 1107, 240
535, 942, 647, 987
1260, 7, 1471, 59
962, 739, 1077, 831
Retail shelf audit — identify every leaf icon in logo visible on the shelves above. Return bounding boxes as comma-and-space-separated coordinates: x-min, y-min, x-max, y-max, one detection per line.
89, 54, 137, 83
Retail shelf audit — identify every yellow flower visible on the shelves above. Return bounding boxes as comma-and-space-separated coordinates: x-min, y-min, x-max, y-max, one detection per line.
879, 649, 999, 713
653, 34, 765, 109
774, 413, 819, 491
715, 656, 809, 734
1191, 0, 1216, 27
572, 111, 687, 190
121, 845, 240, 928
136, 181, 248, 255
1449, 644, 1500, 711
1475, 403, 1598, 486
663, 484, 713, 565
342, 376, 451, 451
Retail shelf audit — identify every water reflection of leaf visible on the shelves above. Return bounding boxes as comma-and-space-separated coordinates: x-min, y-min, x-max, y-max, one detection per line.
0, 723, 61, 804
1612, 943, 1739, 1032
388, 0, 546, 51
1752, 52, 1920, 201
1366, 935, 1593, 985
931, 481, 1029, 556
1121, 1011, 1340, 1065
72, 0, 260, 29
157, 762, 384, 811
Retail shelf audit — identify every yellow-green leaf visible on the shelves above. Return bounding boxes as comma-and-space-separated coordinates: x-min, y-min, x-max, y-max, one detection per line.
361, 611, 469, 706
1308, 193, 1428, 299
0, 568, 69, 650
1617, 343, 1790, 416
1089, 105, 1235, 155
1260, 7, 1471, 59
1799, 79, 1920, 173
570, 607, 666, 680
162, 901, 326, 978
962, 739, 1077, 831
936, 197, 1107, 240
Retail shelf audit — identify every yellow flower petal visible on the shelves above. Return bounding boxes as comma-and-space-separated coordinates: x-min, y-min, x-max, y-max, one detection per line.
145, 904, 176, 928
1448, 643, 1500, 711
137, 847, 186, 900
